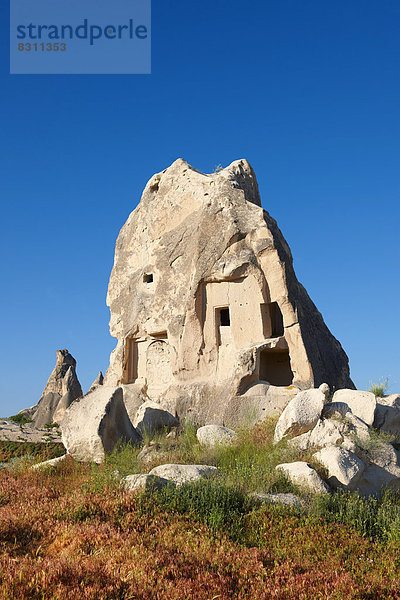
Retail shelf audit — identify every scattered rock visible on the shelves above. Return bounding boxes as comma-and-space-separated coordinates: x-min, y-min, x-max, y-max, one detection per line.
133, 401, 179, 437
0, 419, 62, 443
122, 473, 171, 492
314, 445, 365, 490
196, 425, 238, 448
148, 464, 218, 486
61, 386, 141, 463
274, 389, 327, 443
276, 461, 330, 494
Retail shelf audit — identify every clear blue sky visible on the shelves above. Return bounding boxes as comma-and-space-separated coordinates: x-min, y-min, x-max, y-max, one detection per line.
1, 1, 399, 416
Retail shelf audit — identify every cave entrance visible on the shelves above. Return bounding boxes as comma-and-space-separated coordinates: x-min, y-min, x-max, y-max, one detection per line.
259, 349, 293, 386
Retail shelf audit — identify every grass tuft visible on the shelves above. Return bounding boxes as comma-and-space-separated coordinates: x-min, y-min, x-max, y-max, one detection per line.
369, 377, 390, 397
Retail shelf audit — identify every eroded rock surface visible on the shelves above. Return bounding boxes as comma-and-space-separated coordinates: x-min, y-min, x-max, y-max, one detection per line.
61, 386, 141, 463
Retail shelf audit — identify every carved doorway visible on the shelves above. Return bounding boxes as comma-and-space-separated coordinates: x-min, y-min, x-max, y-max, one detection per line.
146, 340, 174, 399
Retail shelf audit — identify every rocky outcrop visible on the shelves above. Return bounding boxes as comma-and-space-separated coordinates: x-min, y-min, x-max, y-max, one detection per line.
61, 386, 141, 463
103, 158, 353, 426
28, 349, 82, 428
274, 385, 400, 496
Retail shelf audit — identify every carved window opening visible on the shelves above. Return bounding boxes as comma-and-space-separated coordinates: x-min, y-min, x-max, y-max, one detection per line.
215, 306, 231, 345
151, 331, 168, 340
259, 349, 293, 386
219, 308, 230, 326
261, 302, 284, 338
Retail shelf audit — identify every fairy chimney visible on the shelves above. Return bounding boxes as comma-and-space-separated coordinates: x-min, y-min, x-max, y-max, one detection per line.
104, 159, 353, 425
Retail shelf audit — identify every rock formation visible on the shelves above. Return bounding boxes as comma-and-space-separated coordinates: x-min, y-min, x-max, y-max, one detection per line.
103, 158, 353, 425
28, 349, 82, 428
275, 388, 400, 496
61, 386, 141, 463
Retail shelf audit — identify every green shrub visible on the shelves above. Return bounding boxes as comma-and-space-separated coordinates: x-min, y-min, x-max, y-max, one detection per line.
210, 419, 305, 494
8, 413, 33, 425
310, 488, 400, 542
150, 478, 249, 532
0, 440, 64, 463
350, 427, 397, 452
44, 422, 60, 429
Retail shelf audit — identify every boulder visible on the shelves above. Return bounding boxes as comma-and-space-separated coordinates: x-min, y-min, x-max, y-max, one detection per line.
103, 158, 353, 428
276, 461, 330, 494
148, 463, 218, 486
322, 404, 371, 446
28, 350, 82, 427
330, 389, 376, 426
290, 418, 343, 451
374, 395, 400, 442
122, 473, 171, 492
196, 425, 238, 448
274, 388, 327, 443
121, 383, 148, 424
133, 400, 179, 437
61, 386, 141, 463
357, 443, 400, 496
32, 455, 67, 470
314, 445, 365, 490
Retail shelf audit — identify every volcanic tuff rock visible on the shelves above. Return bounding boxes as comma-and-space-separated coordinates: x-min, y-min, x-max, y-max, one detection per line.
61, 386, 141, 463
89, 371, 104, 393
103, 158, 353, 426
28, 349, 82, 428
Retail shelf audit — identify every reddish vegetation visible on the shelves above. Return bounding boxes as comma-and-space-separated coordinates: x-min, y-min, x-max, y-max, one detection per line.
0, 459, 399, 599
